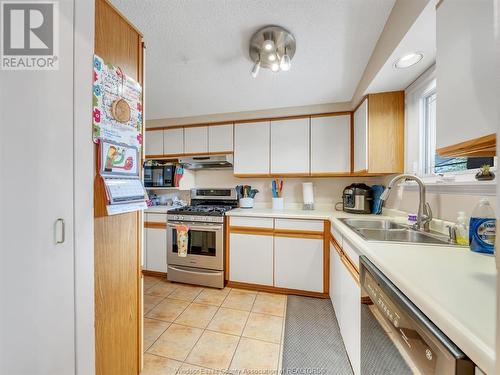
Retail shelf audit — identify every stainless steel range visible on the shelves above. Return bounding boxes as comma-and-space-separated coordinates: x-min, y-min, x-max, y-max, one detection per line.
166, 188, 237, 288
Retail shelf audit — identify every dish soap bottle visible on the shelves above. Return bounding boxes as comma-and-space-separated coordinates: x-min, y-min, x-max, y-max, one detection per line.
469, 198, 496, 254
454, 211, 469, 246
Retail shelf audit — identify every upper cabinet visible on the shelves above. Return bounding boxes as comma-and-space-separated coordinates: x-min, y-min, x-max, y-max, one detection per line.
163, 128, 184, 156
145, 130, 164, 157
311, 114, 350, 175
353, 100, 368, 172
270, 118, 310, 175
436, 0, 496, 156
208, 124, 233, 153
145, 124, 234, 158
184, 126, 208, 154
353, 92, 404, 174
234, 121, 270, 175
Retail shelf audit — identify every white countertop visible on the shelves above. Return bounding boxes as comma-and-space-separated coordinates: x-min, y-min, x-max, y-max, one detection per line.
227, 207, 497, 373
145, 205, 181, 213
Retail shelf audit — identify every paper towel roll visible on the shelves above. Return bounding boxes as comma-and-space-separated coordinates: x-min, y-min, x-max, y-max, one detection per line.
302, 182, 314, 204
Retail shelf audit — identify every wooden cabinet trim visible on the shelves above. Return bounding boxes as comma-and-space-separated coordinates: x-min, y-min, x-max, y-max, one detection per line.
274, 231, 323, 239
142, 269, 167, 278
144, 222, 167, 229
340, 253, 360, 286
330, 232, 359, 285
145, 110, 352, 132
436, 133, 496, 157
227, 281, 329, 299
229, 227, 275, 236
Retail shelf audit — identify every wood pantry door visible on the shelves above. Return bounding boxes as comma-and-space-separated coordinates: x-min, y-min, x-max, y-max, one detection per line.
94, 0, 144, 374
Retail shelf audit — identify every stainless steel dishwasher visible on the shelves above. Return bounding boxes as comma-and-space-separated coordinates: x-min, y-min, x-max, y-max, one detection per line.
359, 256, 475, 375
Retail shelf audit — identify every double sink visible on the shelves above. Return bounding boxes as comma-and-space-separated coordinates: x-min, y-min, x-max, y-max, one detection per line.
339, 218, 452, 245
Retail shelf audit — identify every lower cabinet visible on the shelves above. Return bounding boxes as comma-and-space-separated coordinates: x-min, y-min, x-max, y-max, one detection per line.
330, 235, 361, 375
145, 227, 167, 273
228, 217, 327, 294
229, 233, 274, 286
274, 236, 323, 292
338, 256, 361, 375
330, 243, 342, 314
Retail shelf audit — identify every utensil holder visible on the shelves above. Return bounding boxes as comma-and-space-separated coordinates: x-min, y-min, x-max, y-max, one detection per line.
239, 198, 254, 208
272, 197, 284, 210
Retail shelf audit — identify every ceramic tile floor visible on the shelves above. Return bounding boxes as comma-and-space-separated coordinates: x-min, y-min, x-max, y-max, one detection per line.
142, 275, 286, 375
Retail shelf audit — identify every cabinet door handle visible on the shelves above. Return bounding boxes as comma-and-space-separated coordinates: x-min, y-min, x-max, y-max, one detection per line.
55, 218, 65, 244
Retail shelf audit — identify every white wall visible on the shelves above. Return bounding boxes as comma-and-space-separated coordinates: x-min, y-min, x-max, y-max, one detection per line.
194, 170, 384, 208
385, 184, 497, 222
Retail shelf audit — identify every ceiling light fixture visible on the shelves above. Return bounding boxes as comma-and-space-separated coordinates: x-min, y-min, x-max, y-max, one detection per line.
249, 25, 296, 77
263, 39, 275, 51
394, 52, 424, 69
251, 59, 261, 78
279, 48, 291, 72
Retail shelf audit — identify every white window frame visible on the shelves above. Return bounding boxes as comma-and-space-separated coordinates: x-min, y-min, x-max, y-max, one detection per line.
403, 65, 496, 195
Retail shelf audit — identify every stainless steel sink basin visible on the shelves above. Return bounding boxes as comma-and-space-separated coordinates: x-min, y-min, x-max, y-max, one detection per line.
339, 218, 452, 245
356, 228, 450, 245
340, 218, 407, 230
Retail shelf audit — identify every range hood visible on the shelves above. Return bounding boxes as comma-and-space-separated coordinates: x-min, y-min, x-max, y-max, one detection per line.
178, 155, 233, 170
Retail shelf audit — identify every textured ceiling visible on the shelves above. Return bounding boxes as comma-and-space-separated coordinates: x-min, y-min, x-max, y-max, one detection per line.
112, 0, 395, 120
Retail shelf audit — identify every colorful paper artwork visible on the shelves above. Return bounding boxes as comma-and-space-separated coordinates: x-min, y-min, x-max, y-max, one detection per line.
100, 140, 139, 177
92, 54, 143, 150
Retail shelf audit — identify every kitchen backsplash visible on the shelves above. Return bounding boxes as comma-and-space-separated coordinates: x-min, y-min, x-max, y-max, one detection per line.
188, 170, 496, 222
194, 170, 384, 207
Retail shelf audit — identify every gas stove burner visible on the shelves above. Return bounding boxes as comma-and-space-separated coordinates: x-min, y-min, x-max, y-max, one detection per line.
170, 205, 233, 216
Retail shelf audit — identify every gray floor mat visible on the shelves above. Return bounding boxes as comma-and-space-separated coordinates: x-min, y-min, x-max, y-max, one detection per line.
281, 295, 354, 375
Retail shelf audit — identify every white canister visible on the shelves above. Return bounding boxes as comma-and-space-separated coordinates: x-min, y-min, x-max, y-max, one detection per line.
239, 197, 254, 208
302, 182, 314, 210
272, 197, 284, 210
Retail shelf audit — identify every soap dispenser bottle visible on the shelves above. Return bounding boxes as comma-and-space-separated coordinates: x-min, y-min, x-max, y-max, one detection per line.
454, 211, 469, 246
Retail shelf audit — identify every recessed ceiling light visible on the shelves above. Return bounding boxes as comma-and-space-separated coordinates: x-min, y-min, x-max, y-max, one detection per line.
394, 52, 424, 69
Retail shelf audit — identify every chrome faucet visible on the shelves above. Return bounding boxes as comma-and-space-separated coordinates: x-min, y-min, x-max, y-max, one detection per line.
379, 174, 433, 232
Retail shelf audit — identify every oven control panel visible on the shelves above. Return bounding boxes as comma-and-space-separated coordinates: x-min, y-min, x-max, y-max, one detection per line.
167, 215, 224, 223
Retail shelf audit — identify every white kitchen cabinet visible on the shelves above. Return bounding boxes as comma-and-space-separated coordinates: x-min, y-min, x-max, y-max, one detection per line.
275, 218, 323, 232
270, 118, 310, 174
230, 216, 274, 229
274, 236, 323, 292
145, 130, 164, 156
230, 233, 274, 285
208, 124, 233, 153
436, 0, 495, 150
163, 128, 184, 155
353, 98, 368, 172
330, 244, 342, 314
145, 227, 167, 273
184, 126, 208, 154
338, 256, 361, 375
234, 121, 270, 175
330, 233, 361, 375
311, 115, 350, 174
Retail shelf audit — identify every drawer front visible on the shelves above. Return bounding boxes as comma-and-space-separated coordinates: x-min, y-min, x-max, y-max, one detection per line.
275, 218, 324, 232
342, 238, 360, 269
331, 224, 343, 248
145, 213, 167, 223
229, 216, 274, 229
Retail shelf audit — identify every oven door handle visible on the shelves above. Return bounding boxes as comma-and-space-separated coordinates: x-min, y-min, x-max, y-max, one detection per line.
167, 223, 222, 232
168, 265, 223, 276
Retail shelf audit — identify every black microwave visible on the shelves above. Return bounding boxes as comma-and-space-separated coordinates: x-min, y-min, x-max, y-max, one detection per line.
144, 164, 175, 187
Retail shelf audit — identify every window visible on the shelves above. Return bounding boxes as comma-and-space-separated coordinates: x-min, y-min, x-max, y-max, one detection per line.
420, 83, 494, 177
